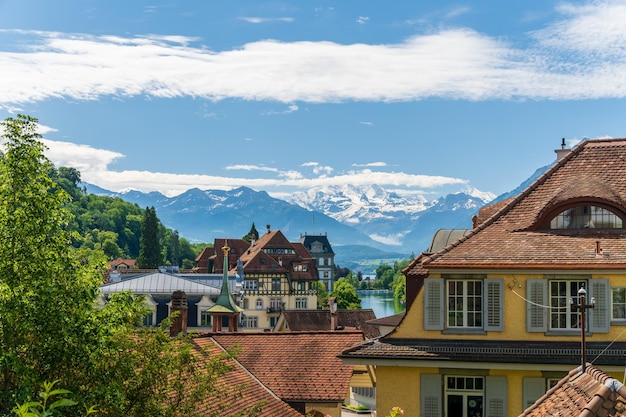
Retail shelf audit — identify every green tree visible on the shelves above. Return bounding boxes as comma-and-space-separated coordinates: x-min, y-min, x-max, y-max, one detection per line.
314, 281, 329, 309
242, 222, 259, 243
0, 115, 260, 417
168, 230, 180, 266
330, 278, 362, 309
137, 206, 162, 268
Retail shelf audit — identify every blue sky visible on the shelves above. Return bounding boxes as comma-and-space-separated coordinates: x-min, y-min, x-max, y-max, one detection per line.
1, 0, 625, 202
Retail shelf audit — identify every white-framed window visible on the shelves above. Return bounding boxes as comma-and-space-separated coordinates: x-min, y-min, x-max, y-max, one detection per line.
255, 298, 263, 310
271, 278, 281, 291
549, 280, 587, 330
295, 297, 307, 309
243, 280, 258, 290
243, 315, 258, 328
269, 297, 282, 312
447, 280, 482, 328
200, 311, 212, 327
142, 294, 158, 327
319, 258, 325, 266
527, 277, 610, 333
445, 376, 484, 417
612, 287, 626, 320
424, 277, 503, 331
143, 313, 154, 327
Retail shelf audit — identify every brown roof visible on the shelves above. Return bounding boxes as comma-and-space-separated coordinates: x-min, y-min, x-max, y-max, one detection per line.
108, 258, 136, 268
280, 309, 381, 339
366, 312, 405, 328
520, 364, 626, 417
406, 139, 626, 273
211, 331, 365, 403
192, 337, 302, 417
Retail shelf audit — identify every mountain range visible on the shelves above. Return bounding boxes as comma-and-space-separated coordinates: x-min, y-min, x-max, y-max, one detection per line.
84, 164, 549, 274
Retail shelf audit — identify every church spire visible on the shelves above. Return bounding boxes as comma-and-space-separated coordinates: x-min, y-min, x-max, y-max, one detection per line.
208, 240, 243, 332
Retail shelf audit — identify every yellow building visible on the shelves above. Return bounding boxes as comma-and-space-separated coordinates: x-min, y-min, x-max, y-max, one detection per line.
341, 138, 626, 417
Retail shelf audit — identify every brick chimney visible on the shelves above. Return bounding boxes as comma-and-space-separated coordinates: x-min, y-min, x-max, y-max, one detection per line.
170, 290, 188, 336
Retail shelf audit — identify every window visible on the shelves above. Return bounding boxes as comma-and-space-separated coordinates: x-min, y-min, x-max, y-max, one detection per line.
527, 277, 610, 333
200, 311, 212, 327
143, 313, 154, 327
445, 376, 484, 417
269, 297, 282, 311
323, 271, 329, 278
295, 281, 305, 291
424, 277, 503, 331
550, 205, 622, 229
549, 280, 587, 330
243, 280, 258, 290
255, 298, 264, 310
243, 315, 258, 328
295, 298, 307, 309
319, 258, 325, 266
447, 280, 482, 328
293, 264, 308, 272
612, 287, 626, 320
271, 278, 281, 291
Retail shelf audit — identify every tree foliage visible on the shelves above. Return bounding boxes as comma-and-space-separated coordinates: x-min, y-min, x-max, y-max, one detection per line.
242, 223, 259, 243
330, 277, 361, 310
137, 206, 163, 268
0, 115, 256, 417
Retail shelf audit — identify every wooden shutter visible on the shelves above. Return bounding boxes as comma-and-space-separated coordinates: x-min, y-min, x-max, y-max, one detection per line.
589, 279, 610, 333
526, 279, 547, 332
523, 377, 546, 409
485, 376, 507, 417
424, 278, 444, 330
484, 279, 504, 331
420, 374, 442, 417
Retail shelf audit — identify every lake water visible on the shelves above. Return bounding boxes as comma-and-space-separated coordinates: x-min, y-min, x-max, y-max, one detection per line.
358, 290, 406, 319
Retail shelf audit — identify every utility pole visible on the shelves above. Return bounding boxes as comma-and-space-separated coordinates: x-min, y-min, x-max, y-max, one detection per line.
571, 285, 595, 373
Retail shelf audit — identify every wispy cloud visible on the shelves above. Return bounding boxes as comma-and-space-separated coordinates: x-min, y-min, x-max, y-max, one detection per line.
39, 139, 467, 197
352, 162, 387, 167
356, 16, 369, 24
239, 17, 294, 24
3, 1, 626, 106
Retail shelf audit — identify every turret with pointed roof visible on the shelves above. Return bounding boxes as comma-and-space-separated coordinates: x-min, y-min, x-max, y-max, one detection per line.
208, 242, 243, 332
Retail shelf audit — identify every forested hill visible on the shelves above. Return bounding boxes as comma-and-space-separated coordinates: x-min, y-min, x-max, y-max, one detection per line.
52, 167, 203, 268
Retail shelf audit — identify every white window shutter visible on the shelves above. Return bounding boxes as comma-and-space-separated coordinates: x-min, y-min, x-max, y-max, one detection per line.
420, 374, 442, 417
423, 278, 444, 330
485, 376, 507, 417
484, 279, 504, 331
527, 279, 547, 332
589, 278, 610, 333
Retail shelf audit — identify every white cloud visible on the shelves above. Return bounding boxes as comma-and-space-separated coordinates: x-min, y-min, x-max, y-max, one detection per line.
352, 162, 387, 167
3, 2, 626, 106
356, 16, 369, 25
42, 138, 467, 197
239, 17, 294, 24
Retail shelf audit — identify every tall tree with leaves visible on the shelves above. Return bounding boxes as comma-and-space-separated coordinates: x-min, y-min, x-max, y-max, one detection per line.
242, 222, 259, 243
137, 206, 162, 268
0, 115, 261, 417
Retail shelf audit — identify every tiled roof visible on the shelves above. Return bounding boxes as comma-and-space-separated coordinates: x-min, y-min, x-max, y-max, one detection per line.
366, 312, 405, 328
414, 139, 626, 271
191, 337, 302, 417
211, 331, 365, 402
341, 338, 626, 366
520, 364, 626, 417
280, 309, 381, 339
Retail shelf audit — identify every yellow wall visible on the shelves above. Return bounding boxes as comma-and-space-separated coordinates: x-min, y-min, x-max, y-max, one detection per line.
391, 272, 626, 343
376, 366, 427, 416
306, 402, 340, 417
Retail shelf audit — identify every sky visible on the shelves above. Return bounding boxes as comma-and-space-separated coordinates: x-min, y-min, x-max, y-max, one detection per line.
1, 0, 625, 202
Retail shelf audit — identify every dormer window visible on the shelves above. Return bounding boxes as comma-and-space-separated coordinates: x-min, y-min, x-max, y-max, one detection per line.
550, 205, 623, 229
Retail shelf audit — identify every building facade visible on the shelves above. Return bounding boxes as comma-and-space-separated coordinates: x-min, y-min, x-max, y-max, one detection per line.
341, 139, 626, 417
300, 233, 336, 291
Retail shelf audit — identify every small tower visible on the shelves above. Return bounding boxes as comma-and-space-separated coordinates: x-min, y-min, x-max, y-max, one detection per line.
208, 242, 244, 332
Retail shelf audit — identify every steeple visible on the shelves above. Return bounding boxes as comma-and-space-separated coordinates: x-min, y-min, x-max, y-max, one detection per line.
207, 241, 243, 332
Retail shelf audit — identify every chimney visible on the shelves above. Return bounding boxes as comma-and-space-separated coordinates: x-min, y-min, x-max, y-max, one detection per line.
596, 240, 603, 257
170, 290, 188, 336
555, 138, 571, 162
328, 297, 338, 331
266, 224, 271, 234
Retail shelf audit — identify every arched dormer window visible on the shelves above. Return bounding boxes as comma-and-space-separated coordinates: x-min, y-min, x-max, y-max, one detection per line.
550, 205, 623, 229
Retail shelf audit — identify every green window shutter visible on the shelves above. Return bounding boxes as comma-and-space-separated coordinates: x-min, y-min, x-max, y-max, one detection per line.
589, 279, 610, 333
522, 377, 546, 409
420, 374, 442, 417
485, 376, 507, 417
526, 279, 547, 332
423, 278, 444, 330
484, 279, 504, 331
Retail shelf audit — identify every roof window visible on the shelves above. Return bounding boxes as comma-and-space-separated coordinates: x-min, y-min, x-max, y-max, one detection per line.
550, 205, 623, 229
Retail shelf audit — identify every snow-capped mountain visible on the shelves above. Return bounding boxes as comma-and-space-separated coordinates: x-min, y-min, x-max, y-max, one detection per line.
288, 184, 493, 249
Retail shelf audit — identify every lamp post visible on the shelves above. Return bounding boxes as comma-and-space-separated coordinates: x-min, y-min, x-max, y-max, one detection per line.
571, 285, 595, 373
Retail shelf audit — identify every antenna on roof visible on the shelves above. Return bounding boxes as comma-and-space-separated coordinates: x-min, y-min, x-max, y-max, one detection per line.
561, 137, 566, 149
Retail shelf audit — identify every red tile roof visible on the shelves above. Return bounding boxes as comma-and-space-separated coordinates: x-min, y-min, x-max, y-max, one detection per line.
210, 331, 365, 403
280, 309, 381, 339
191, 337, 302, 417
406, 139, 626, 273
520, 364, 626, 417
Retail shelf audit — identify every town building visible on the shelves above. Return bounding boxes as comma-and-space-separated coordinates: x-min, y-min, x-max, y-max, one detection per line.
340, 138, 626, 416
300, 233, 336, 291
